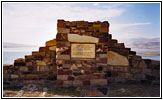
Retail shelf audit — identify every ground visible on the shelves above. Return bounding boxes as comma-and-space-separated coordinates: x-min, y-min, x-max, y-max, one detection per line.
3, 82, 160, 97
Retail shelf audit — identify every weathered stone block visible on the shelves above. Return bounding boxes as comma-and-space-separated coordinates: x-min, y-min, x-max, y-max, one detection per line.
107, 51, 129, 66
68, 34, 99, 43
100, 58, 107, 64
67, 76, 74, 80
93, 23, 101, 27
32, 51, 46, 56
56, 80, 63, 85
87, 74, 101, 79
62, 64, 71, 69
90, 79, 107, 86
132, 55, 142, 61
26, 62, 33, 66
130, 68, 141, 74
75, 75, 87, 80
57, 20, 66, 28
129, 51, 136, 55
142, 69, 152, 76
50, 66, 57, 71
45, 39, 56, 46
73, 80, 83, 86
14, 58, 26, 66
90, 67, 98, 72
57, 75, 68, 80
49, 46, 56, 51
84, 70, 91, 74
25, 55, 35, 61
56, 60, 64, 64
139, 60, 147, 69
56, 55, 70, 60
39, 47, 48, 52
83, 80, 90, 86
99, 54, 107, 58
133, 73, 146, 80
3, 69, 8, 74
44, 66, 50, 72
73, 71, 82, 76
70, 64, 78, 70
36, 60, 46, 66
19, 66, 28, 72
103, 65, 113, 71
114, 43, 125, 48
57, 69, 72, 75
11, 74, 19, 79
14, 58, 25, 63
63, 81, 73, 86
26, 74, 40, 79
57, 28, 70, 33
99, 28, 108, 32
56, 33, 68, 41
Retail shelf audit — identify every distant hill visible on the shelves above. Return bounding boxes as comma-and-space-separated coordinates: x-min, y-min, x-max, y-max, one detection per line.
3, 42, 38, 48
125, 37, 160, 50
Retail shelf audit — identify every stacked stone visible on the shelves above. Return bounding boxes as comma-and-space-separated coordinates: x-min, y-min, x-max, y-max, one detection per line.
3, 39, 57, 82
56, 20, 110, 86
55, 20, 160, 86
129, 56, 160, 83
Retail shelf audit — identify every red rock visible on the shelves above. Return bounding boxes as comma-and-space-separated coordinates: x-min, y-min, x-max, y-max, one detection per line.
96, 54, 100, 58
90, 67, 98, 72
63, 81, 73, 86
83, 80, 90, 86
57, 75, 68, 80
19, 66, 28, 72
64, 60, 76, 64
57, 69, 72, 75
26, 74, 40, 79
39, 47, 48, 52
57, 20, 66, 28
50, 66, 57, 71
108, 39, 117, 44
56, 80, 63, 85
75, 75, 87, 80
84, 70, 91, 74
90, 79, 107, 86
87, 74, 101, 79
68, 76, 74, 80
101, 58, 107, 64
73, 80, 83, 86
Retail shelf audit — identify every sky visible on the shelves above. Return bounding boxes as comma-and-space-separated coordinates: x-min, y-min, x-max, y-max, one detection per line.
2, 2, 160, 46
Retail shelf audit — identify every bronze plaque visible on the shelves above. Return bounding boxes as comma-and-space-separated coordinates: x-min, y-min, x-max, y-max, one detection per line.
71, 43, 95, 59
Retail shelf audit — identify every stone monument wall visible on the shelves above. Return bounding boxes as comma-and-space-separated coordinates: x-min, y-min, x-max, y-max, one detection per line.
3, 20, 160, 87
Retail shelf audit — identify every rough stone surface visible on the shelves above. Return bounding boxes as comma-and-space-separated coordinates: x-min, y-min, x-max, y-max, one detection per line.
90, 79, 107, 86
57, 75, 68, 80
56, 55, 70, 60
107, 51, 129, 66
68, 34, 99, 43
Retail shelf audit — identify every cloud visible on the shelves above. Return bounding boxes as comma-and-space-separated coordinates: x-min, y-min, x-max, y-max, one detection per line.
3, 3, 126, 45
109, 22, 152, 43
93, 3, 99, 6
110, 22, 151, 30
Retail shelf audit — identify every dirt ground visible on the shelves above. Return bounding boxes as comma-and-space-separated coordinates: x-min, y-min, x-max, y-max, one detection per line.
3, 82, 160, 97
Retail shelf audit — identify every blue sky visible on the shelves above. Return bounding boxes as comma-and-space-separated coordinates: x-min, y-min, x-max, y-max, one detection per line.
2, 2, 160, 46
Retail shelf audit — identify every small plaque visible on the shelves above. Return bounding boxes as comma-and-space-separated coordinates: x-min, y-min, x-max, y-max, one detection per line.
71, 43, 95, 59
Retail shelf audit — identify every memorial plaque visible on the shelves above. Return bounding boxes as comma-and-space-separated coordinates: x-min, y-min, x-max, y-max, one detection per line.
71, 43, 95, 59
